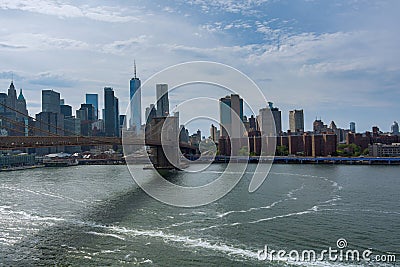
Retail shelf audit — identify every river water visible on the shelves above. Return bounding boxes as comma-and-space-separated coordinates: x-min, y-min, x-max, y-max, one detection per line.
0, 164, 398, 266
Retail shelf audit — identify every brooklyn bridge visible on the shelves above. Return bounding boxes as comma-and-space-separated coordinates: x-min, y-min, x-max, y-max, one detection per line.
0, 101, 199, 169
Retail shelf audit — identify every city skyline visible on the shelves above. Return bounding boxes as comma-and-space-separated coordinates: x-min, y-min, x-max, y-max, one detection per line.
0, 1, 399, 133
2, 78, 400, 138
3, 78, 399, 142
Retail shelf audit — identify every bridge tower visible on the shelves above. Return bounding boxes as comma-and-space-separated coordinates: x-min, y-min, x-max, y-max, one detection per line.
145, 116, 180, 170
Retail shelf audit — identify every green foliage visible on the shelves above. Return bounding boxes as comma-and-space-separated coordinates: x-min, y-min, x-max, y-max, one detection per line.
362, 148, 369, 155
276, 145, 289, 156
238, 146, 249, 156
337, 144, 362, 157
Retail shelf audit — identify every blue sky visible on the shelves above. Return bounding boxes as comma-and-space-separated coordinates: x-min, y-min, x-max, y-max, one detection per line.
0, 0, 399, 133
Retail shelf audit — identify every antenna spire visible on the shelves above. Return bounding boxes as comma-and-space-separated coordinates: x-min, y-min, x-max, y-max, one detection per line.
134, 60, 137, 78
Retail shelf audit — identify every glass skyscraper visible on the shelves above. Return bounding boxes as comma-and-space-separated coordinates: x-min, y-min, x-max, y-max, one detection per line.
129, 62, 141, 133
156, 84, 169, 117
42, 90, 60, 114
219, 94, 243, 137
104, 87, 119, 137
85, 93, 98, 120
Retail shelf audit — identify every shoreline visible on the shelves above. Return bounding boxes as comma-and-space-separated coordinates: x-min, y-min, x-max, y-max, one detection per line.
2, 156, 400, 170
0, 164, 45, 172
213, 156, 400, 165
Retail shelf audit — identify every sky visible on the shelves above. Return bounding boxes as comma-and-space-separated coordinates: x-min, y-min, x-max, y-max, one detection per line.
0, 0, 399, 134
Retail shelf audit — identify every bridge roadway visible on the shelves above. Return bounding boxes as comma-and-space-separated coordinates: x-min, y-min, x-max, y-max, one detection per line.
0, 136, 197, 151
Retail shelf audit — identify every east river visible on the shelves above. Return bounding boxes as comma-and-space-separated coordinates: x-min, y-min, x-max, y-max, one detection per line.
0, 164, 398, 266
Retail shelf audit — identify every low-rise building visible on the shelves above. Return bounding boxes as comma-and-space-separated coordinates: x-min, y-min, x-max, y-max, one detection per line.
369, 143, 400, 157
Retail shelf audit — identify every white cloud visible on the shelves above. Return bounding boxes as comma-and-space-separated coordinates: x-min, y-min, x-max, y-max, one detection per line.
0, 0, 399, 132
102, 36, 151, 54
0, 0, 140, 22
186, 0, 270, 14
0, 33, 89, 51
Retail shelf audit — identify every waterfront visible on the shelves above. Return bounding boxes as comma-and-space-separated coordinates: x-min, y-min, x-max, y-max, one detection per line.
0, 164, 398, 266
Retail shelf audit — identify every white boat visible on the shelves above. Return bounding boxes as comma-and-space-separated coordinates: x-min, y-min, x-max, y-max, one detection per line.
43, 153, 79, 167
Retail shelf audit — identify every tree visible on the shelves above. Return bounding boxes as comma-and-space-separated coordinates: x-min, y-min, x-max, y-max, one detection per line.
276, 145, 289, 156
336, 144, 362, 157
238, 146, 249, 156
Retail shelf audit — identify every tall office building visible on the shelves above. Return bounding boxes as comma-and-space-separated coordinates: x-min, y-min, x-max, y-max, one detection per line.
119, 114, 126, 136
350, 122, 356, 133
6, 81, 17, 111
391, 121, 399, 136
64, 117, 81, 136
42, 90, 61, 114
86, 94, 98, 120
35, 110, 64, 154
115, 97, 119, 136
130, 61, 142, 132
16, 89, 28, 120
77, 103, 96, 136
60, 104, 72, 118
219, 94, 243, 137
78, 104, 96, 121
289, 109, 304, 133
0, 81, 29, 136
16, 89, 29, 136
145, 104, 156, 124
36, 89, 63, 136
210, 124, 218, 142
35, 112, 64, 136
0, 93, 7, 114
259, 109, 276, 137
156, 84, 169, 117
269, 102, 282, 135
259, 102, 281, 136
249, 115, 257, 132
104, 87, 120, 137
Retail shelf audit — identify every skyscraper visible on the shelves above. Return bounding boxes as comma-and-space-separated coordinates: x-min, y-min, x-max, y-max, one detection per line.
219, 94, 243, 137
86, 94, 98, 120
259, 102, 281, 136
60, 104, 72, 118
1, 82, 29, 136
145, 104, 157, 124
36, 89, 63, 136
269, 102, 282, 135
289, 109, 304, 133
0, 93, 7, 114
156, 84, 169, 117
77, 103, 96, 136
350, 122, 356, 133
115, 97, 120, 136
259, 108, 277, 137
6, 81, 17, 111
104, 87, 119, 137
35, 112, 64, 136
130, 61, 141, 132
249, 115, 257, 132
78, 103, 96, 121
3, 81, 18, 135
210, 124, 218, 142
391, 121, 399, 136
42, 90, 61, 114
16, 89, 28, 122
